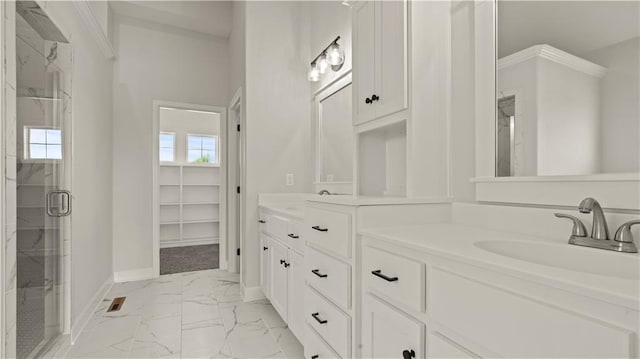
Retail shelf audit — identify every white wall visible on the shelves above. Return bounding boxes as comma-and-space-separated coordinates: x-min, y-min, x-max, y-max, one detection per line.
112, 15, 230, 274
38, 0, 114, 331
159, 108, 220, 165
242, 1, 311, 288
584, 37, 640, 173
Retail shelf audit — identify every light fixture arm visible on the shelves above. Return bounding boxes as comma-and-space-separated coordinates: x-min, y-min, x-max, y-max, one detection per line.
310, 36, 341, 66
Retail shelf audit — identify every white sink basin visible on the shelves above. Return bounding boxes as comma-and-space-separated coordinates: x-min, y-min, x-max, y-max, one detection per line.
474, 240, 640, 280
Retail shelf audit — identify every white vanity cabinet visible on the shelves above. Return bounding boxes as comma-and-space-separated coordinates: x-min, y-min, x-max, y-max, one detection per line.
258, 207, 305, 342
360, 232, 640, 359
352, 0, 408, 125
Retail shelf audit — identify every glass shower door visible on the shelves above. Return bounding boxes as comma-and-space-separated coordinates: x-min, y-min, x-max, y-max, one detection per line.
15, 9, 71, 358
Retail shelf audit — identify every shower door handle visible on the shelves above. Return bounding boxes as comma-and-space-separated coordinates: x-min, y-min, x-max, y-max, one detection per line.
47, 190, 72, 217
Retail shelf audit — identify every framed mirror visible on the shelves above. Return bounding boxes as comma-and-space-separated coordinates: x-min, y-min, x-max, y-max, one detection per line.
496, 1, 639, 177
314, 73, 353, 186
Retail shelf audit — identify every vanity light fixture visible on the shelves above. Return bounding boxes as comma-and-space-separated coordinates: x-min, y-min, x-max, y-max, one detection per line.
308, 36, 345, 82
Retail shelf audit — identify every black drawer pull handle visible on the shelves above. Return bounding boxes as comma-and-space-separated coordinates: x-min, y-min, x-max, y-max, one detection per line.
402, 349, 415, 359
312, 226, 328, 232
311, 269, 327, 278
372, 270, 398, 282
258, 220, 266, 223
311, 312, 327, 324
311, 356, 319, 359
263, 246, 268, 251
288, 233, 299, 239
280, 259, 286, 265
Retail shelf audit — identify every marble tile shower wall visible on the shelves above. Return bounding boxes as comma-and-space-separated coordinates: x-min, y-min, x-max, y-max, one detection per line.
4, 1, 18, 358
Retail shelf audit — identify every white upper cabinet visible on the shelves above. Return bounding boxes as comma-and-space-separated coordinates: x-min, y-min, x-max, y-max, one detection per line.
353, 0, 408, 125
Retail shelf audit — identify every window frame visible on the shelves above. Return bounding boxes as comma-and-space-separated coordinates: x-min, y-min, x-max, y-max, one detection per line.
159, 131, 176, 163
23, 126, 63, 161
186, 133, 219, 166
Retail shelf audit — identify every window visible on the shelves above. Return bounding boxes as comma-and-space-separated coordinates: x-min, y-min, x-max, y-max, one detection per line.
159, 132, 176, 162
25, 128, 62, 160
187, 135, 218, 164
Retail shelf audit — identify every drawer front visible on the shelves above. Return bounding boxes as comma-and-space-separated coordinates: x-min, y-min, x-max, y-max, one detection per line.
306, 246, 351, 310
305, 325, 341, 359
287, 220, 305, 254
362, 294, 424, 359
431, 268, 633, 358
363, 246, 424, 312
305, 207, 352, 259
305, 287, 351, 358
269, 215, 289, 242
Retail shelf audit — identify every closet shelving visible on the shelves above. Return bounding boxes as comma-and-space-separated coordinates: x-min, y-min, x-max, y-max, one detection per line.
159, 164, 220, 248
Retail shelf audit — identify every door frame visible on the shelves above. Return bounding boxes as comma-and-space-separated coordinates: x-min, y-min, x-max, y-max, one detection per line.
152, 100, 227, 276
226, 88, 244, 274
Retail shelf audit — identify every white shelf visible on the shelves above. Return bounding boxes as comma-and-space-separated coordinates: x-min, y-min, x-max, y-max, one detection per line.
158, 162, 221, 248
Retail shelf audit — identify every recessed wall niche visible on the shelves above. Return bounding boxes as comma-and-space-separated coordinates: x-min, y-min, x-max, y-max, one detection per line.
358, 120, 407, 197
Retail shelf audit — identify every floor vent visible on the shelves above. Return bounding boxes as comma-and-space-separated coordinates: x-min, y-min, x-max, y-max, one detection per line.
107, 297, 126, 312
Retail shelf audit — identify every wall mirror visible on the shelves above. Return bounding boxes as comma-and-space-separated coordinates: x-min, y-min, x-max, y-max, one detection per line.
314, 74, 353, 184
496, 1, 639, 177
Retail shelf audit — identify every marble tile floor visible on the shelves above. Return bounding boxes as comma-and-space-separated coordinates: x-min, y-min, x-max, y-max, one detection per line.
65, 269, 304, 359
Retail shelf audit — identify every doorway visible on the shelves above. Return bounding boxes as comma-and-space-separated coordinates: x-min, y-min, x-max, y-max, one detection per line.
152, 102, 227, 275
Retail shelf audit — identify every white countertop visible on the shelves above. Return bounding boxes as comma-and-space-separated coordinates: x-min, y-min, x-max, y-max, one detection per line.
360, 223, 640, 311
304, 194, 451, 206
259, 204, 305, 220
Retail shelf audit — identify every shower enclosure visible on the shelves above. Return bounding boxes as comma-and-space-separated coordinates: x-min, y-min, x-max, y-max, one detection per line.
15, 2, 72, 358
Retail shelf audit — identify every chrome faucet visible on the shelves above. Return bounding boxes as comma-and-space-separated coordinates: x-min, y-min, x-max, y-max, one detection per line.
555, 197, 638, 253
317, 189, 332, 195
578, 197, 610, 240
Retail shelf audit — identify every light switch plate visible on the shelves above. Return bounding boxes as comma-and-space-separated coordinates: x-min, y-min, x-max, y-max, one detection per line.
286, 173, 294, 186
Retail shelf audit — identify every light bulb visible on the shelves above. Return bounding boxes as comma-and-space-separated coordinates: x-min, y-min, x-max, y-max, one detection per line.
308, 64, 320, 82
327, 43, 345, 66
318, 55, 329, 74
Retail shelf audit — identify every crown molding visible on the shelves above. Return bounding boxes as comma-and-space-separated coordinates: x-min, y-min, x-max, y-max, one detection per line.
498, 44, 607, 78
73, 1, 116, 60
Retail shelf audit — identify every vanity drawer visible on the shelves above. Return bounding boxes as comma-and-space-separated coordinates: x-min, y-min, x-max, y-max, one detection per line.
287, 220, 304, 254
428, 332, 478, 359
305, 325, 341, 359
305, 207, 352, 259
305, 286, 351, 358
431, 268, 633, 358
363, 246, 424, 312
306, 246, 351, 309
268, 215, 289, 242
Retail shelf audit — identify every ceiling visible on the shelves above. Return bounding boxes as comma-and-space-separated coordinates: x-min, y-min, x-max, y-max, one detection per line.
498, 1, 639, 58
109, 1, 233, 38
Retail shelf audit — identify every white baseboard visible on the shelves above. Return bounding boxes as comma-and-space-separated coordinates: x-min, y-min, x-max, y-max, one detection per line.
113, 267, 156, 283
242, 285, 266, 302
160, 237, 219, 249
70, 274, 114, 344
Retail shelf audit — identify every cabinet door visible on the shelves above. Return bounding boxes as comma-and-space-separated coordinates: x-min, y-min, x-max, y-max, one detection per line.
260, 234, 271, 299
287, 250, 305, 342
353, 0, 377, 125
362, 294, 424, 359
374, 0, 408, 119
270, 239, 289, 322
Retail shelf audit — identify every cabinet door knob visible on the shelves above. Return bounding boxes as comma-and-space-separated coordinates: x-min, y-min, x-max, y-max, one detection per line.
311, 312, 328, 324
284, 262, 290, 268
263, 246, 268, 251
371, 269, 398, 282
402, 349, 415, 359
371, 94, 380, 102
311, 225, 328, 232
365, 97, 372, 104
280, 259, 285, 265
